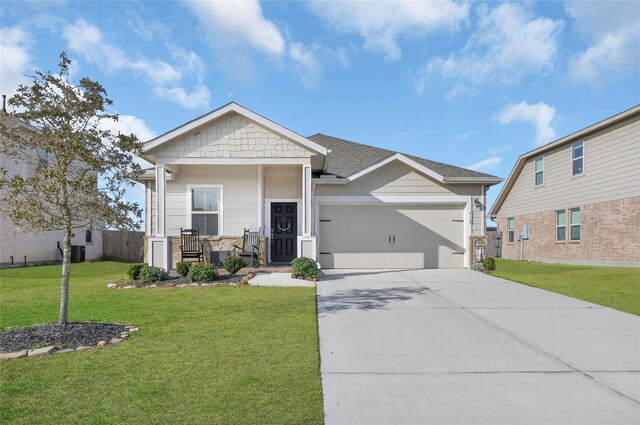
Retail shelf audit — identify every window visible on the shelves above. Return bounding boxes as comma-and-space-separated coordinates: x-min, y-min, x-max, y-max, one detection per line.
85, 229, 92, 244
572, 142, 584, 176
35, 147, 48, 168
534, 157, 544, 186
507, 218, 515, 243
556, 210, 566, 241
570, 208, 581, 241
191, 187, 220, 235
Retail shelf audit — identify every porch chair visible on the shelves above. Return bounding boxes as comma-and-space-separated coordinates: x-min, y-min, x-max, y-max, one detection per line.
232, 228, 261, 267
180, 228, 204, 262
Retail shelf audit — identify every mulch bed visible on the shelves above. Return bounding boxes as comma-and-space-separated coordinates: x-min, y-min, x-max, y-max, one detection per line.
108, 273, 246, 289
0, 322, 127, 353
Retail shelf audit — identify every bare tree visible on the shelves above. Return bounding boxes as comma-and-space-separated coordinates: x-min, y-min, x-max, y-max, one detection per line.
0, 52, 143, 326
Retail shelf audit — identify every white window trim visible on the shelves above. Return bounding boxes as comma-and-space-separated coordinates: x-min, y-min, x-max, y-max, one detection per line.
534, 157, 544, 187
507, 217, 515, 244
569, 207, 581, 242
186, 184, 224, 236
555, 209, 566, 242
571, 141, 585, 178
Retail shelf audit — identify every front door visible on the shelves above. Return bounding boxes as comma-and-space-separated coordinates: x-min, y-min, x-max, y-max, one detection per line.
270, 202, 297, 262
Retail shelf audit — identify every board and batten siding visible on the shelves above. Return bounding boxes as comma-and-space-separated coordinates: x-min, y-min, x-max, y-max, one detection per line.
497, 114, 640, 219
315, 160, 485, 236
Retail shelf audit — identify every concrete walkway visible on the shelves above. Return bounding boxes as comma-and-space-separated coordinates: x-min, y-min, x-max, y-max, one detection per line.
248, 272, 315, 287
317, 269, 640, 425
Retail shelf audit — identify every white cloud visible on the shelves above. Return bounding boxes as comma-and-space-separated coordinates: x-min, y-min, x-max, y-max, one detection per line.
566, 2, 640, 83
289, 43, 322, 89
310, 1, 469, 60
187, 0, 285, 56
100, 114, 156, 143
467, 157, 503, 172
62, 19, 209, 110
414, 3, 562, 94
0, 26, 34, 98
497, 102, 556, 146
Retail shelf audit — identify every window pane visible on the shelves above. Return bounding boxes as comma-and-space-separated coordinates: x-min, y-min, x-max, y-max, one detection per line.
570, 209, 581, 224
571, 225, 580, 240
556, 211, 566, 226
572, 158, 583, 175
573, 142, 583, 159
557, 227, 566, 241
192, 213, 219, 235
508, 231, 514, 243
535, 171, 544, 186
535, 158, 544, 172
192, 188, 219, 212
508, 218, 514, 230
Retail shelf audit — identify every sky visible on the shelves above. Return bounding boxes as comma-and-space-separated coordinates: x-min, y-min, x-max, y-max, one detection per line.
1, 0, 639, 228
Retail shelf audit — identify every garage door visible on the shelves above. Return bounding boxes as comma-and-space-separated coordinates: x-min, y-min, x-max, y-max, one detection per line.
319, 204, 466, 269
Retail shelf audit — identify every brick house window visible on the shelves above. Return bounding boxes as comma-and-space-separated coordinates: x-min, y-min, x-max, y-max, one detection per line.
556, 210, 566, 241
572, 142, 584, 176
190, 187, 221, 236
534, 157, 544, 186
570, 208, 581, 241
507, 217, 515, 243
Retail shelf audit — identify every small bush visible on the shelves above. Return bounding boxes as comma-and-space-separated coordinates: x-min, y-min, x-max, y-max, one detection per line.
291, 257, 318, 280
176, 261, 192, 276
483, 257, 496, 271
138, 265, 168, 283
125, 263, 146, 280
188, 263, 219, 283
224, 256, 247, 274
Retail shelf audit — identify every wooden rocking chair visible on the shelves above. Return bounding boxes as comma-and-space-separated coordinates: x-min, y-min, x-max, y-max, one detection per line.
232, 228, 260, 267
180, 228, 204, 262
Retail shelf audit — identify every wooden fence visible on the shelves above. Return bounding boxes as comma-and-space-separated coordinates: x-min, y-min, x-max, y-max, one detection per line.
102, 230, 144, 263
486, 229, 502, 259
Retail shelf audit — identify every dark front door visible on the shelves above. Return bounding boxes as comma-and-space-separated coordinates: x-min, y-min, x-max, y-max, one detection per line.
270, 202, 297, 262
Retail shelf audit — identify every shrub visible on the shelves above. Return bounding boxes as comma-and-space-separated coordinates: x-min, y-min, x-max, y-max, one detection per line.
223, 256, 247, 274
138, 265, 168, 283
291, 257, 318, 280
483, 257, 496, 271
125, 263, 145, 280
188, 263, 219, 283
176, 261, 192, 276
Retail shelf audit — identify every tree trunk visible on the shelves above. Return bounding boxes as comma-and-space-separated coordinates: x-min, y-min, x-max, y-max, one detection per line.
58, 225, 72, 326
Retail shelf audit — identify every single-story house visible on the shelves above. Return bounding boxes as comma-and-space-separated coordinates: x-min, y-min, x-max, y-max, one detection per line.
139, 102, 503, 269
489, 105, 640, 267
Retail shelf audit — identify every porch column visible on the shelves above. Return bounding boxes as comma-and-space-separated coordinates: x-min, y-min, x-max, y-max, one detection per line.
155, 163, 166, 237
302, 164, 312, 236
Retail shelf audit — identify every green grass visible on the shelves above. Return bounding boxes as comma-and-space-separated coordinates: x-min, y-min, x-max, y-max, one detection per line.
492, 260, 640, 315
0, 262, 324, 424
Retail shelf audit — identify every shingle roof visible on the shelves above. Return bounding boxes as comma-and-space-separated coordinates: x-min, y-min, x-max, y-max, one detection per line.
308, 133, 500, 180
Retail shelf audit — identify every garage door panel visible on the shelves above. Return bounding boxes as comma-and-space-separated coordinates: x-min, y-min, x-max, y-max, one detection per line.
319, 204, 465, 269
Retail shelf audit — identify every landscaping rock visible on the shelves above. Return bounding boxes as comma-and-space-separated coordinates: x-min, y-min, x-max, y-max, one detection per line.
148, 284, 157, 288
28, 346, 54, 357
189, 283, 200, 287
110, 338, 122, 344
75, 345, 91, 351
176, 284, 188, 288
0, 349, 28, 360
128, 327, 139, 333
107, 283, 117, 288
96, 340, 107, 347
56, 349, 75, 354
123, 285, 135, 289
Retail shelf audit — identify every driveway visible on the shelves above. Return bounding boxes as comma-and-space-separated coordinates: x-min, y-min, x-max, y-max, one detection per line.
317, 269, 640, 425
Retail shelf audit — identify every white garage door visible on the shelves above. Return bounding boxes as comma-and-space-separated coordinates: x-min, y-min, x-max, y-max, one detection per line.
319, 204, 466, 269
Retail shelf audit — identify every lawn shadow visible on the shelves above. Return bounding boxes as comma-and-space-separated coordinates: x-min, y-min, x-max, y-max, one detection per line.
317, 286, 431, 316
319, 269, 417, 282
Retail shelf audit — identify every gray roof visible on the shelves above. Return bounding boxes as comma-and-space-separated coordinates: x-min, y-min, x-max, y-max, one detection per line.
308, 133, 500, 180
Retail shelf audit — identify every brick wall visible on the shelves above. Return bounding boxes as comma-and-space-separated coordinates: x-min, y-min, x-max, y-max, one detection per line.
155, 113, 311, 159
497, 196, 640, 264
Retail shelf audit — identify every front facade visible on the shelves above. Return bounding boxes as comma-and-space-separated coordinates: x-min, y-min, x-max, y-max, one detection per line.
0, 112, 102, 267
490, 105, 640, 267
141, 103, 502, 270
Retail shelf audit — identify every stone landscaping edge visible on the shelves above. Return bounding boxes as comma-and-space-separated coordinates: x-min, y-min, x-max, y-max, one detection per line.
106, 273, 256, 289
0, 325, 139, 361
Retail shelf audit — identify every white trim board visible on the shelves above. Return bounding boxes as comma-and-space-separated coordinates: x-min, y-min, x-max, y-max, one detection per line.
315, 195, 470, 205
347, 153, 446, 183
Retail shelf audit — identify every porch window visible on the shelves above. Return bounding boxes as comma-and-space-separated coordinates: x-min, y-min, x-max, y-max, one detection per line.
507, 217, 515, 243
556, 210, 566, 241
191, 187, 220, 236
570, 208, 581, 241
534, 157, 544, 186
572, 142, 584, 176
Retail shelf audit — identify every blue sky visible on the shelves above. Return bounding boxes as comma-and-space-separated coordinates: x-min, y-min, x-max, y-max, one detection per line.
1, 1, 639, 227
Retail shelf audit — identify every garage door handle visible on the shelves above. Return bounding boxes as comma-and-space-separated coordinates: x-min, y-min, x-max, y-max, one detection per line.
389, 236, 391, 243
393, 236, 395, 243
453, 252, 465, 255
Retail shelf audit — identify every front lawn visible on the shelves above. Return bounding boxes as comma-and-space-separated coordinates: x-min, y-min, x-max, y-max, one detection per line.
492, 260, 640, 315
0, 262, 323, 424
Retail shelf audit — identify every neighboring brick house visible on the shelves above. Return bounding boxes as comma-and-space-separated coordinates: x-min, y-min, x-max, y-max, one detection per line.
489, 105, 640, 267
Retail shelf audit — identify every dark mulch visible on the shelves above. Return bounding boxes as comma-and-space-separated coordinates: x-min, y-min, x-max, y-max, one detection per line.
131, 273, 245, 288
0, 322, 127, 353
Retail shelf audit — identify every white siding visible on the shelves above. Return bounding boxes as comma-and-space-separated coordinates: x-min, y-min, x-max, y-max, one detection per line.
163, 165, 259, 236
265, 166, 302, 199
498, 115, 640, 218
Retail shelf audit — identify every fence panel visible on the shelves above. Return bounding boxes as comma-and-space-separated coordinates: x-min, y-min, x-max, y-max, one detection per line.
102, 230, 144, 263
486, 229, 502, 259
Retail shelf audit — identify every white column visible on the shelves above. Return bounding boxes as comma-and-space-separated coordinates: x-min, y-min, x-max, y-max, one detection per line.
257, 165, 264, 233
302, 164, 312, 236
155, 164, 166, 237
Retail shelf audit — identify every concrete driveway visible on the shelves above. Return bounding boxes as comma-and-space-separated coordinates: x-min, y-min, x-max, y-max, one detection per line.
317, 269, 640, 425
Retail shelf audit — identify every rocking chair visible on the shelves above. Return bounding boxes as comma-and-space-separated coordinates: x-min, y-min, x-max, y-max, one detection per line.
232, 228, 260, 267
180, 228, 204, 262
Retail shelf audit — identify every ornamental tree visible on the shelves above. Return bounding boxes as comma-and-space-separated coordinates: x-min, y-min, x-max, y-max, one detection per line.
0, 52, 144, 326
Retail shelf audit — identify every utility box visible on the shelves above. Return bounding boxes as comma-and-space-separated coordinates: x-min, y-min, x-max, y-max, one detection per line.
70, 245, 86, 263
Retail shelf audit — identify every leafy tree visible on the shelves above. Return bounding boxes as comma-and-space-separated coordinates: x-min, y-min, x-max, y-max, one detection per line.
0, 52, 144, 326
